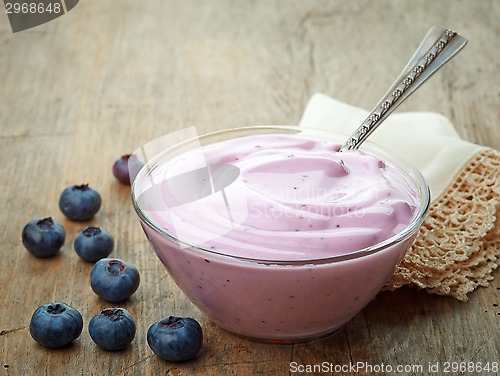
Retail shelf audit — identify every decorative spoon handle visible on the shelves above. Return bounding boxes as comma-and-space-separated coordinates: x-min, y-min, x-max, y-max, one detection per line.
339, 25, 467, 152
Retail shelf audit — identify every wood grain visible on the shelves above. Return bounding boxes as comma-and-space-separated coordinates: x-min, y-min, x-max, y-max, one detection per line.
1, 1, 499, 375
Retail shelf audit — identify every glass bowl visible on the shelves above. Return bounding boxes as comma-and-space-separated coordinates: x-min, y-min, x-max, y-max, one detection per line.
131, 125, 430, 343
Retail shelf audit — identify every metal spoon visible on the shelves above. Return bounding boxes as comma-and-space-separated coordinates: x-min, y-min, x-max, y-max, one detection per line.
339, 25, 468, 152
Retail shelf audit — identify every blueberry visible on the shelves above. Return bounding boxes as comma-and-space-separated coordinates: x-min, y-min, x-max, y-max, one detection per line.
112, 154, 143, 185
22, 217, 65, 258
90, 258, 140, 302
147, 316, 203, 362
59, 184, 101, 221
88, 308, 136, 351
29, 302, 83, 349
74, 226, 114, 263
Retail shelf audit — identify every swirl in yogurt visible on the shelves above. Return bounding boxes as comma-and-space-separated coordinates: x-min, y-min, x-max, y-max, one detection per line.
143, 134, 419, 261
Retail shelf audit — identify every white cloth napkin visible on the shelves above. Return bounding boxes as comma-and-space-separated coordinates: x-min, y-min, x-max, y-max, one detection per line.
299, 93, 500, 301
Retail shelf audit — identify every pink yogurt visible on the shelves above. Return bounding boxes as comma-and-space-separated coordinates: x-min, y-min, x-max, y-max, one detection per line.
134, 131, 427, 342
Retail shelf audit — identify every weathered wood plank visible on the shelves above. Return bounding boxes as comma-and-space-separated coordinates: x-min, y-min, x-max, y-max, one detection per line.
1, 1, 499, 375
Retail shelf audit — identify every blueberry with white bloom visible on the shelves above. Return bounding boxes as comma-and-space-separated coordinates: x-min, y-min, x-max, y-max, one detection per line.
74, 226, 114, 263
22, 217, 65, 258
29, 302, 83, 348
88, 308, 136, 351
90, 258, 140, 302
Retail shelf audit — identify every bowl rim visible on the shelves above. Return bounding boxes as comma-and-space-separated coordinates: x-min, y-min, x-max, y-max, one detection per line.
131, 125, 431, 265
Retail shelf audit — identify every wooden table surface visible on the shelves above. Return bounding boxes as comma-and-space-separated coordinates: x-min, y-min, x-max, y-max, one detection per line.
1, 1, 499, 375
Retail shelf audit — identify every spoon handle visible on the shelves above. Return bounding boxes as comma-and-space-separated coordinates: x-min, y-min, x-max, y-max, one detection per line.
339, 25, 468, 152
